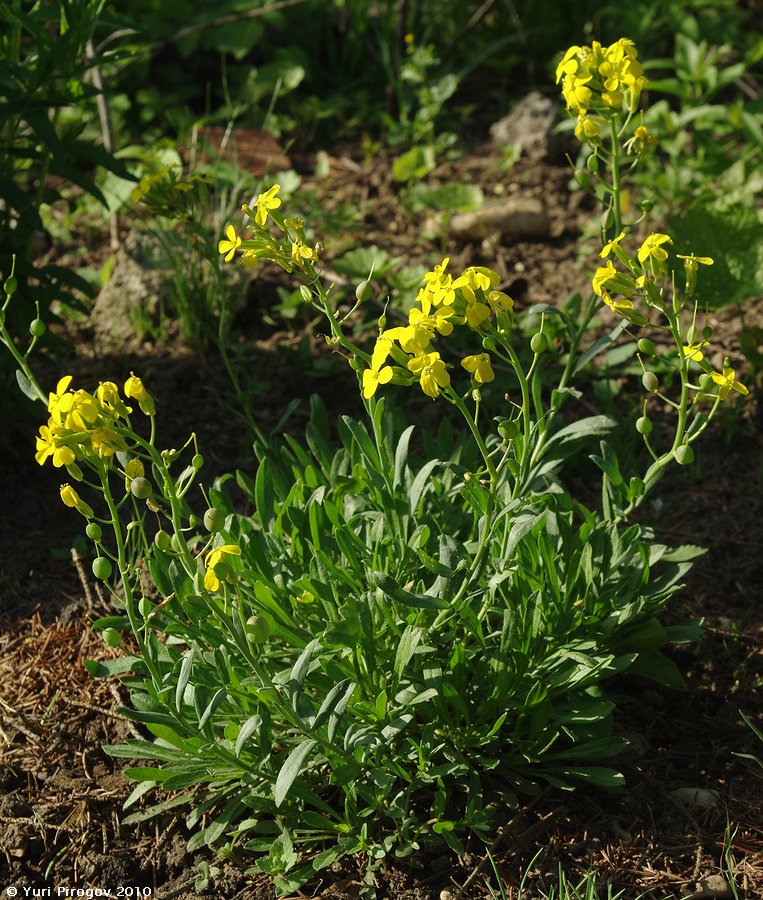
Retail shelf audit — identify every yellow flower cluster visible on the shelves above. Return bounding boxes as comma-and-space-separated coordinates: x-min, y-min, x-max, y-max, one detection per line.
556, 39, 648, 140
591, 234, 747, 401
35, 374, 153, 470
363, 259, 513, 400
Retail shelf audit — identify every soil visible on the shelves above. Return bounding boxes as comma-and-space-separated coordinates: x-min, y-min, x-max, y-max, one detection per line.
1, 131, 761, 900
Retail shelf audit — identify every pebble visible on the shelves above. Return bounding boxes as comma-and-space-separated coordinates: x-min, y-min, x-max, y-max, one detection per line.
447, 197, 550, 241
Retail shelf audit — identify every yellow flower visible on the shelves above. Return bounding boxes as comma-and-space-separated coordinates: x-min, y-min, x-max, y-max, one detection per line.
218, 225, 241, 262
409, 303, 454, 337
487, 290, 514, 313
291, 241, 318, 267
96, 381, 131, 418
562, 74, 593, 110
407, 352, 450, 399
382, 324, 431, 355
124, 373, 155, 416
461, 353, 495, 384
362, 365, 393, 399
600, 231, 626, 259
676, 253, 714, 271
35, 424, 76, 467
711, 366, 748, 400
592, 260, 617, 295
575, 112, 601, 141
60, 484, 94, 518
91, 426, 127, 458
204, 544, 241, 591
124, 458, 145, 491
682, 341, 708, 362
254, 184, 281, 227
637, 233, 673, 264
555, 46, 581, 83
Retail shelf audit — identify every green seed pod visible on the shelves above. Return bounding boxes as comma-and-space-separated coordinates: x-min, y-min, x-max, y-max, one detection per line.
481, 335, 496, 351
130, 477, 152, 499
498, 419, 519, 440
192, 453, 204, 469
699, 373, 713, 391
154, 529, 171, 551
204, 507, 226, 533
92, 557, 112, 580
138, 597, 153, 618
675, 445, 695, 465
4, 275, 17, 296
637, 338, 655, 356
702, 325, 713, 341
29, 318, 46, 337
86, 522, 102, 541
245, 615, 271, 643
299, 284, 312, 303
170, 533, 185, 553
530, 332, 548, 354
355, 280, 373, 302
102, 627, 121, 647
636, 416, 653, 435
642, 372, 659, 392
628, 476, 645, 499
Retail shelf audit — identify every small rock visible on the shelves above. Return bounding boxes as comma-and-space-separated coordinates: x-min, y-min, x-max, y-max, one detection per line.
440, 891, 455, 900
684, 873, 733, 899
448, 197, 550, 241
489, 91, 562, 159
667, 787, 721, 810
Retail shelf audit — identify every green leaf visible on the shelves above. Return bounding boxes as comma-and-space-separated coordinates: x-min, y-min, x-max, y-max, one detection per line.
175, 649, 194, 712
234, 715, 262, 757
411, 181, 484, 212
628, 650, 687, 690
409, 459, 441, 513
332, 245, 393, 279
198, 688, 227, 731
289, 639, 320, 692
274, 740, 318, 807
394, 626, 424, 680
84, 656, 138, 677
394, 425, 415, 489
392, 145, 436, 182
373, 572, 447, 609
15, 369, 39, 402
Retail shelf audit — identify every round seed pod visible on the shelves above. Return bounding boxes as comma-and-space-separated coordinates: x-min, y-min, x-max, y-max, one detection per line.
102, 628, 121, 647
498, 420, 519, 440
636, 416, 653, 435
641, 372, 659, 392
637, 338, 655, 356
675, 445, 694, 465
4, 276, 17, 296
192, 453, 205, 469
530, 332, 548, 354
204, 508, 226, 533
86, 523, 103, 541
154, 530, 171, 551
138, 597, 153, 618
130, 477, 152, 499
29, 318, 46, 337
245, 615, 271, 643
92, 557, 113, 580
355, 280, 373, 302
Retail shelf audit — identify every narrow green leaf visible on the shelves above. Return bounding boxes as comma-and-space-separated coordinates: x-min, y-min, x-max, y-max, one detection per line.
175, 649, 194, 712
234, 715, 262, 757
394, 625, 423, 680
198, 688, 227, 731
394, 425, 415, 489
274, 740, 318, 807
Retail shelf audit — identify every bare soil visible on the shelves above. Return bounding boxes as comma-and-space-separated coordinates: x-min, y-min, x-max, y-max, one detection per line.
1, 139, 761, 899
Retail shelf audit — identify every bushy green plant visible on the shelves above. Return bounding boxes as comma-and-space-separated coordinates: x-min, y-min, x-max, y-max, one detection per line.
0, 36, 751, 898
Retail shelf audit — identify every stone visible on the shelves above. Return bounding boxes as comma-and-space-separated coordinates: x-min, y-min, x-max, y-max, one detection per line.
447, 197, 550, 241
490, 91, 561, 159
